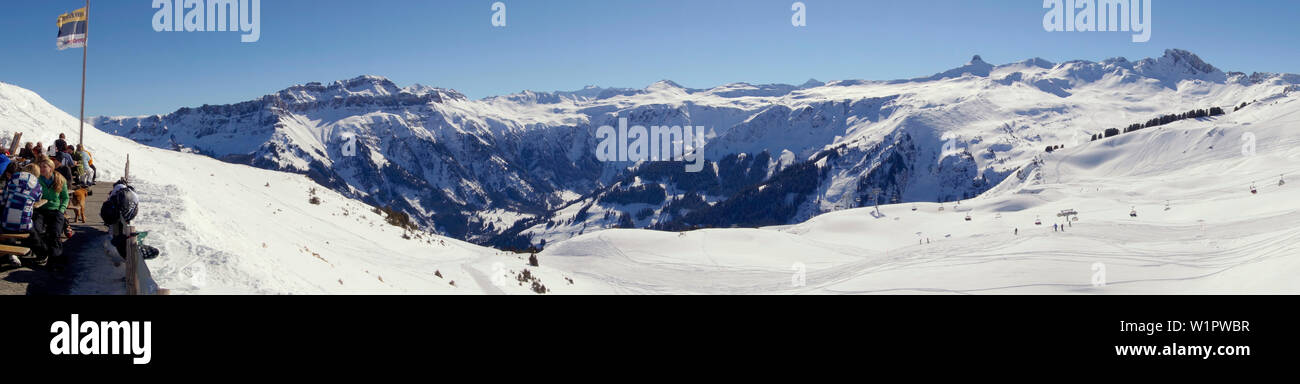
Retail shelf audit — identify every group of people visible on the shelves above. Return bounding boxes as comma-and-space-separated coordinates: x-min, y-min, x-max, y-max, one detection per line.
0, 133, 96, 270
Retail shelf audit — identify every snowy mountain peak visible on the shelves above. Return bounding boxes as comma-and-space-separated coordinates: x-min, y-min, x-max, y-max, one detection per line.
348, 74, 391, 83
1130, 49, 1226, 85
487, 85, 623, 104
1018, 57, 1056, 69
1155, 49, 1218, 74
554, 85, 625, 101
647, 79, 688, 92
403, 83, 440, 96
1100, 56, 1130, 66
914, 54, 995, 81
336, 75, 402, 95
273, 76, 467, 106
800, 78, 826, 88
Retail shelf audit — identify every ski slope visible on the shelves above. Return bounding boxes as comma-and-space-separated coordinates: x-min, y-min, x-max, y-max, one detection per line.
513, 51, 1298, 246
539, 92, 1300, 294
2, 81, 588, 295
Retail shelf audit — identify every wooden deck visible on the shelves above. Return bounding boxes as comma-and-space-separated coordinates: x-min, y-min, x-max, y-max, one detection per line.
0, 181, 125, 295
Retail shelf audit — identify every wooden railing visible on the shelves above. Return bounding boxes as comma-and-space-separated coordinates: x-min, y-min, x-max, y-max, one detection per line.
113, 221, 155, 295
115, 154, 157, 295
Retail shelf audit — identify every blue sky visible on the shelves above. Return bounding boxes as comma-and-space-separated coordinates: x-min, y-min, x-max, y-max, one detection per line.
2, 0, 1298, 117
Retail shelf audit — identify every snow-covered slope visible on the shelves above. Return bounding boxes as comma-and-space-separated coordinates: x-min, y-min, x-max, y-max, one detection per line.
99, 50, 1298, 251
8, 48, 1298, 294
538, 91, 1300, 294
1, 81, 589, 295
84, 48, 1300, 295
509, 50, 1298, 247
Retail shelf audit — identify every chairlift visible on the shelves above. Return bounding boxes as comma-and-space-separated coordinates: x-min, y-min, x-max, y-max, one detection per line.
964, 214, 972, 222
1280, 174, 1286, 187
1250, 182, 1258, 195
912, 204, 918, 212
1034, 216, 1042, 226
1164, 200, 1171, 211
1129, 207, 1138, 218
938, 206, 945, 212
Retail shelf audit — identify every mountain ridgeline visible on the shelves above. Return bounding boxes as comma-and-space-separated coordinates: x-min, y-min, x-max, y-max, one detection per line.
94, 50, 1300, 248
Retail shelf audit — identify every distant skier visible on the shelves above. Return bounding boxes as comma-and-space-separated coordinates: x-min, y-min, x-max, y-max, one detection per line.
1014, 228, 1018, 236
1053, 223, 1058, 232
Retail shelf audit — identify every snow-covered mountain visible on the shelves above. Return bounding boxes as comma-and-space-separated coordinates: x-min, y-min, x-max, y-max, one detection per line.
538, 87, 1300, 294
93, 49, 1300, 250
1, 81, 584, 295
94, 75, 595, 244
5, 45, 1299, 294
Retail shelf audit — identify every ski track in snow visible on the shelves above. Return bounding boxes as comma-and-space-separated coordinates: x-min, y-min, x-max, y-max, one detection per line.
540, 94, 1300, 294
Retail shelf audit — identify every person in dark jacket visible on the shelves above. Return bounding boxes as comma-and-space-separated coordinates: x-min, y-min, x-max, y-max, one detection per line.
54, 134, 67, 153
54, 148, 74, 188
102, 179, 138, 226
18, 142, 35, 160
56, 147, 74, 168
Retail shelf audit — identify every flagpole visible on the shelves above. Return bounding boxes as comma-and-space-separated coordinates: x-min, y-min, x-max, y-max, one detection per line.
78, 0, 89, 146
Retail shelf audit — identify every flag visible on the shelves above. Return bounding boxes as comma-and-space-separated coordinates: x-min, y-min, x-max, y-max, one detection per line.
57, 7, 88, 50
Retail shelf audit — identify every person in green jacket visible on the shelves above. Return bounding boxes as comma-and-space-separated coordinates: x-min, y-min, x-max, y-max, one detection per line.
34, 158, 69, 269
